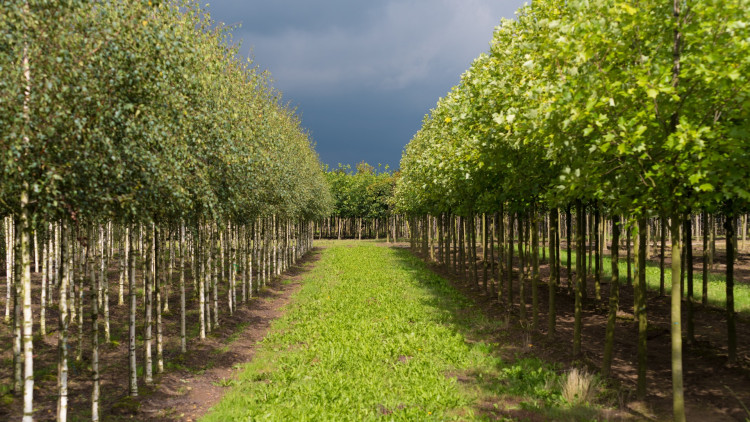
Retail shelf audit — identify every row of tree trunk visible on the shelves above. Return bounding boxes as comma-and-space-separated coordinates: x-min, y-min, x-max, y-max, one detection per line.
0, 215, 315, 422
316, 215, 409, 241
405, 207, 744, 402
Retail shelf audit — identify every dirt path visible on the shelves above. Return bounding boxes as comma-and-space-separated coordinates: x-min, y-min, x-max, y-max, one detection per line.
133, 249, 323, 421
0, 248, 323, 422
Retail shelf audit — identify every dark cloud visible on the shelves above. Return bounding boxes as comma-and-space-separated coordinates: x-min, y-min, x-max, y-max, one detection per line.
206, 0, 527, 169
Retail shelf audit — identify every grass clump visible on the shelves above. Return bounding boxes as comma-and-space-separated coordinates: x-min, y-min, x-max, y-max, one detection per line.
561, 368, 600, 406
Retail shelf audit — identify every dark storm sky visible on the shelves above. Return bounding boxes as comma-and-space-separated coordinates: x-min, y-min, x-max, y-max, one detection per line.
206, 1, 527, 170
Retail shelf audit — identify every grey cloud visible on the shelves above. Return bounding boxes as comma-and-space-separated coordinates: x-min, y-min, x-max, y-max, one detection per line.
206, 0, 527, 168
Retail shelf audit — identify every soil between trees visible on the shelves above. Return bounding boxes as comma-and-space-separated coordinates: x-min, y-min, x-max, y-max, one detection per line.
405, 239, 750, 421
0, 248, 323, 421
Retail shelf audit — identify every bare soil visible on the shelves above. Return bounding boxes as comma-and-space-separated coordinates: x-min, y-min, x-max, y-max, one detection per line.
404, 238, 750, 421
0, 247, 323, 421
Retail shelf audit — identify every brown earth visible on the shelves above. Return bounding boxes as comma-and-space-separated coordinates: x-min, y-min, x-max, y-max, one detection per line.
0, 247, 322, 421
402, 238, 750, 421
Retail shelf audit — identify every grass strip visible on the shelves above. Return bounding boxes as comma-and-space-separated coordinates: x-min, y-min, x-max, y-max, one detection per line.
201, 242, 599, 421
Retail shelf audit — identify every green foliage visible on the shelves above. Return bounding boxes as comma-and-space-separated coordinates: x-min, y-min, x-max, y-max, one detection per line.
325, 162, 395, 219
0, 0, 332, 225
395, 0, 750, 217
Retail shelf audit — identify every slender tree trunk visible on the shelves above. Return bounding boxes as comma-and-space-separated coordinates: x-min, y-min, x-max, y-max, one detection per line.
548, 209, 558, 337
602, 215, 620, 376
89, 251, 100, 421
155, 226, 163, 374
702, 212, 708, 305
498, 205, 506, 301
180, 225, 186, 353
57, 221, 70, 421
566, 205, 572, 291
660, 216, 666, 296
40, 229, 47, 336
519, 213, 526, 322
483, 214, 489, 292
144, 225, 153, 384
101, 226, 110, 343
212, 226, 219, 327
636, 218, 648, 399
5, 217, 12, 324
507, 212, 514, 306
709, 214, 715, 270
128, 226, 138, 396
198, 225, 206, 339
627, 222, 632, 286
19, 191, 34, 421
594, 205, 601, 301
573, 200, 584, 356
685, 215, 694, 344
725, 211, 737, 364
531, 206, 539, 331
471, 215, 479, 288
670, 214, 686, 422
13, 218, 23, 395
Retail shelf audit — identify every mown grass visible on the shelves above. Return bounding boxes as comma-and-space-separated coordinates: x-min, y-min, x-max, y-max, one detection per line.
201, 242, 606, 421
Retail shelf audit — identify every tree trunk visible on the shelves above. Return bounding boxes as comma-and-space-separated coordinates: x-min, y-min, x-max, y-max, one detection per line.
531, 206, 539, 331
127, 226, 138, 396
725, 211, 737, 364
155, 226, 164, 374
101, 225, 110, 343
5, 217, 13, 324
702, 212, 708, 305
636, 217, 648, 399
144, 225, 153, 384
602, 215, 620, 377
40, 228, 47, 336
670, 214, 685, 422
180, 225, 186, 353
566, 205, 572, 291
660, 216, 666, 296
573, 200, 584, 356
507, 212, 514, 306
57, 221, 70, 421
89, 250, 100, 422
519, 213, 526, 321
685, 215, 694, 344
548, 208, 558, 338
594, 205, 601, 301
20, 190, 34, 421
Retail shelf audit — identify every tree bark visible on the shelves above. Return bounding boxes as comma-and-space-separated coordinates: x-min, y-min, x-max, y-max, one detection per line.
725, 211, 737, 364
127, 226, 138, 396
57, 221, 70, 421
573, 200, 583, 356
670, 214, 685, 422
636, 217, 648, 399
602, 215, 620, 376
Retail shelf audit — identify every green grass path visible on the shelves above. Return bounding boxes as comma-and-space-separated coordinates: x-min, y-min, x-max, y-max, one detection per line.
201, 241, 593, 421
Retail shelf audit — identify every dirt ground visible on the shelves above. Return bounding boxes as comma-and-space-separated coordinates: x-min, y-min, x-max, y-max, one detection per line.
0, 247, 323, 421
406, 238, 750, 421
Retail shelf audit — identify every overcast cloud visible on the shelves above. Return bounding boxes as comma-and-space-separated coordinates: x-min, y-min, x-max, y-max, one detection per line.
206, 0, 527, 169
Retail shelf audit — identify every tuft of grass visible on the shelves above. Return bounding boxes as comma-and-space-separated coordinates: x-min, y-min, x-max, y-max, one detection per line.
561, 368, 600, 406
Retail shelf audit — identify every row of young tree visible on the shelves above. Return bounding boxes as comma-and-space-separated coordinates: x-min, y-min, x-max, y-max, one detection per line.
394, 0, 749, 420
0, 1, 331, 421
321, 162, 397, 240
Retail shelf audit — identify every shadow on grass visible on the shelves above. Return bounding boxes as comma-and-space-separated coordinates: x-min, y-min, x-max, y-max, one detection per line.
385, 246, 626, 421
